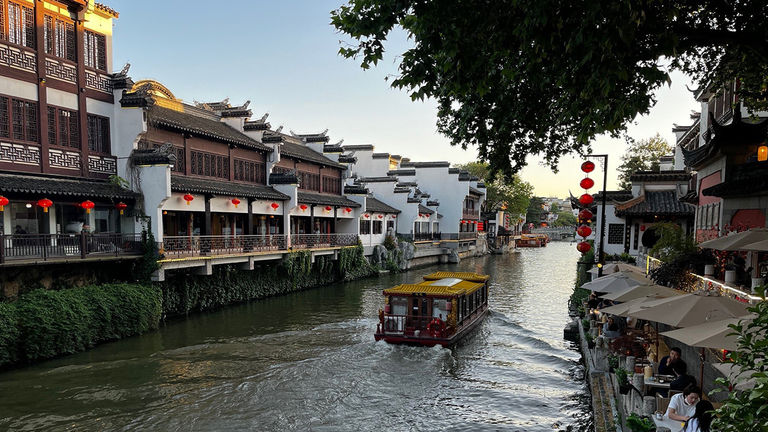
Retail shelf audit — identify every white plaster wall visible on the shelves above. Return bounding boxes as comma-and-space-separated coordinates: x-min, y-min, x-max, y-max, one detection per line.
0, 77, 37, 101
346, 149, 376, 177
46, 88, 78, 110
113, 105, 146, 181
138, 165, 172, 241
412, 168, 466, 234
594, 202, 627, 257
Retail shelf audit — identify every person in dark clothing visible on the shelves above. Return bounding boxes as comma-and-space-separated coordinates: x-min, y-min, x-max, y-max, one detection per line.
658, 347, 687, 377
587, 292, 600, 309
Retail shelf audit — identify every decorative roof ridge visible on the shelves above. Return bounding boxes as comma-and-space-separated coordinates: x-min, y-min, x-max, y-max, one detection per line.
342, 144, 375, 151
614, 194, 646, 211
94, 2, 119, 18
360, 176, 398, 183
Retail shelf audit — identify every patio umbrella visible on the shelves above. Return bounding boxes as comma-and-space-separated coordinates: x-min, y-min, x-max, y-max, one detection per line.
738, 238, 768, 252
627, 291, 750, 328
660, 315, 755, 351
587, 263, 646, 276
601, 284, 679, 303
713, 363, 757, 391
598, 295, 675, 316
698, 228, 768, 251
581, 271, 652, 293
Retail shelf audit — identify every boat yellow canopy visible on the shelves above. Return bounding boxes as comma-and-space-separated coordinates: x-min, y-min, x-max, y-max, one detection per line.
383, 272, 488, 297
421, 272, 490, 283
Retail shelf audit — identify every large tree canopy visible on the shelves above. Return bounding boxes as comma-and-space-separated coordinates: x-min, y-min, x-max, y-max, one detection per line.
331, 0, 768, 177
617, 133, 674, 190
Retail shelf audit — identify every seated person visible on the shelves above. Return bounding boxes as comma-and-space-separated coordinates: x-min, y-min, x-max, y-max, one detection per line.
682, 400, 714, 432
602, 316, 622, 339
599, 298, 615, 309
666, 385, 701, 421
658, 347, 687, 377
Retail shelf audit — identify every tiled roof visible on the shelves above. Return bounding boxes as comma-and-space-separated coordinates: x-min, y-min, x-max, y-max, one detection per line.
297, 192, 361, 208
418, 204, 434, 215
324, 145, 344, 153
360, 177, 397, 183
337, 155, 357, 164
426, 200, 440, 207
397, 182, 417, 187
269, 172, 299, 185
343, 185, 368, 195
407, 198, 422, 203
394, 188, 410, 193
390, 155, 402, 160
593, 191, 634, 201
279, 140, 346, 168
387, 169, 415, 176
679, 190, 698, 204
448, 168, 461, 174
399, 161, 451, 168
131, 148, 176, 165
94, 2, 119, 18
702, 161, 768, 198
372, 153, 390, 159
172, 175, 288, 200
0, 173, 139, 200
476, 182, 486, 189
682, 110, 768, 168
366, 197, 400, 214
629, 170, 690, 182
342, 144, 374, 151
458, 171, 471, 181
468, 187, 484, 196
614, 190, 694, 217
243, 119, 271, 131
148, 106, 271, 152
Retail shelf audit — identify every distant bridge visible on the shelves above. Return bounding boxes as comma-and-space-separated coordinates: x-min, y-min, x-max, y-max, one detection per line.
531, 226, 576, 241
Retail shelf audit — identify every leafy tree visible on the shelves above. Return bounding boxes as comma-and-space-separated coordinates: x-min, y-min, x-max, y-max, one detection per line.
456, 162, 533, 216
331, 1, 768, 177
525, 197, 546, 225
617, 134, 674, 190
712, 288, 768, 431
553, 211, 577, 227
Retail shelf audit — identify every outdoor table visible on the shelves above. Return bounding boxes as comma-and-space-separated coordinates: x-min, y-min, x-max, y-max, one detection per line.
644, 376, 671, 395
652, 413, 684, 432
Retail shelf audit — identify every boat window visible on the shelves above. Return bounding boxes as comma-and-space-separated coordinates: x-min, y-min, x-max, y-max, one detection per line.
432, 299, 447, 319
421, 299, 428, 316
391, 297, 407, 316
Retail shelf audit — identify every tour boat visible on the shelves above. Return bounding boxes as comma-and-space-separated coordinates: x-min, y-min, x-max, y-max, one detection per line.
515, 234, 549, 247
374, 271, 490, 347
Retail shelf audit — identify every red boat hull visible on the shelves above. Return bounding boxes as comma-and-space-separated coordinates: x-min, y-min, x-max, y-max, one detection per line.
374, 306, 488, 347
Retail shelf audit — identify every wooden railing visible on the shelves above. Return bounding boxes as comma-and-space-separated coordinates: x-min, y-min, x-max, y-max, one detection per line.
0, 233, 142, 264
462, 209, 479, 219
160, 234, 287, 258
290, 233, 358, 249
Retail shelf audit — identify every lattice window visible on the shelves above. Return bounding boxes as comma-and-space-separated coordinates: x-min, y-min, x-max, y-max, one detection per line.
0, 96, 8, 139
87, 114, 110, 153
44, 16, 53, 54
10, 98, 36, 142
84, 30, 106, 70
298, 171, 320, 191
608, 223, 624, 245
190, 150, 228, 179
47, 107, 56, 145
174, 146, 184, 173
45, 17, 76, 61
7, 2, 34, 48
322, 176, 340, 194
360, 220, 371, 235
373, 221, 383, 235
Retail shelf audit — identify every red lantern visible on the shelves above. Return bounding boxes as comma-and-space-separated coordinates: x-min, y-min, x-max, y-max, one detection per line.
344, 207, 352, 213
37, 198, 53, 213
231, 198, 241, 208
378, 214, 383, 219
183, 194, 194, 205
325, 206, 332, 211
576, 241, 592, 253
0, 195, 8, 212
115, 202, 128, 215
299, 204, 308, 211
576, 225, 592, 237
578, 209, 593, 221
581, 161, 595, 173
364, 213, 370, 218
80, 200, 95, 214
640, 225, 646, 231
579, 193, 594, 206
579, 177, 595, 190
392, 215, 396, 219
271, 202, 280, 210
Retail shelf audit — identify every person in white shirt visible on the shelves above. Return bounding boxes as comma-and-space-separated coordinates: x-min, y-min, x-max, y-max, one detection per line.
666, 385, 701, 421
681, 400, 713, 432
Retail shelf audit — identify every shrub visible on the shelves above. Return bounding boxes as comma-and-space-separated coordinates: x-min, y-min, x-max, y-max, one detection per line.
0, 302, 19, 366
382, 234, 397, 251
615, 367, 629, 386
626, 413, 655, 432
7, 283, 161, 365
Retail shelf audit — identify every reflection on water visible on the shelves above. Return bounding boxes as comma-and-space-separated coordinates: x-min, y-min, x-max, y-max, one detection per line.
0, 242, 592, 431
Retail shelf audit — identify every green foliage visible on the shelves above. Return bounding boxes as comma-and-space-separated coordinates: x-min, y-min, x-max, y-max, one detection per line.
552, 211, 577, 227
582, 317, 591, 330
382, 234, 397, 251
615, 367, 629, 386
607, 354, 619, 370
617, 134, 674, 190
455, 162, 533, 215
626, 413, 655, 432
650, 223, 697, 262
0, 284, 161, 367
133, 230, 161, 283
332, 1, 768, 176
605, 252, 637, 264
712, 287, 768, 431
108, 174, 130, 189
525, 197, 546, 225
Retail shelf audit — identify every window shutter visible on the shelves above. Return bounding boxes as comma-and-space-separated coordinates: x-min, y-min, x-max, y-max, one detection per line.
65, 23, 75, 61
96, 33, 106, 70
69, 110, 79, 148
25, 101, 37, 142
22, 5, 33, 48
0, 97, 9, 139
43, 16, 53, 54
48, 106, 56, 145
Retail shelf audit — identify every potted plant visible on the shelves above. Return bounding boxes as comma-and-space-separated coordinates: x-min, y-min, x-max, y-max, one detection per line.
585, 332, 595, 349
615, 367, 631, 394
724, 263, 738, 283
626, 413, 655, 432
607, 354, 619, 373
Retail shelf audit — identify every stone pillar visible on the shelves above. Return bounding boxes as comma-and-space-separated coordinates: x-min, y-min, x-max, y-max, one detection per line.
642, 396, 656, 416
632, 373, 644, 413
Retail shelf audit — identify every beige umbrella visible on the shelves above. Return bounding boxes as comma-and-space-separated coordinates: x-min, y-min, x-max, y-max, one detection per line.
598, 292, 682, 316
713, 363, 756, 391
628, 291, 750, 328
601, 284, 679, 303
698, 228, 768, 251
581, 271, 652, 293
660, 315, 755, 351
739, 238, 768, 252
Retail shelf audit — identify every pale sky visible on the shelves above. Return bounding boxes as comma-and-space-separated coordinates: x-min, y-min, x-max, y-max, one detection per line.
109, 0, 700, 199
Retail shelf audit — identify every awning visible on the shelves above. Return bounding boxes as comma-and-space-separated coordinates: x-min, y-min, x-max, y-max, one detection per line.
366, 197, 400, 214
0, 173, 139, 201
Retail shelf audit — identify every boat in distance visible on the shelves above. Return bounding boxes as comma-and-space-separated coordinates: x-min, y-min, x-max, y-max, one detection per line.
374, 271, 490, 347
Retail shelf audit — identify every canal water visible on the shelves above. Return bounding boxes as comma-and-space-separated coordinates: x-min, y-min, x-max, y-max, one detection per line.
0, 242, 591, 431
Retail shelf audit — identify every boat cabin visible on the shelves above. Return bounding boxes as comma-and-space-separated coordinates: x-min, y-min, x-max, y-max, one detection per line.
375, 271, 490, 346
